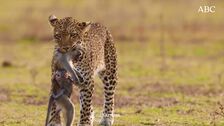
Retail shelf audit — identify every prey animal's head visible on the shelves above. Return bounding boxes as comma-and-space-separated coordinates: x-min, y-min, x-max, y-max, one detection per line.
49, 15, 91, 53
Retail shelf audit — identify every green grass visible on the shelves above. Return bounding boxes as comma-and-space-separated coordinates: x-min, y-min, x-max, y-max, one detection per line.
0, 40, 224, 125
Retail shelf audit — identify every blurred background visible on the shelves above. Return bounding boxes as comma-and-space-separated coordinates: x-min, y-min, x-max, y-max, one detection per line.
0, 0, 224, 125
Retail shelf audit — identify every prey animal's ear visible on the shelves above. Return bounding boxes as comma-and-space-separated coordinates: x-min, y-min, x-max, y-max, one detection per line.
78, 22, 91, 35
49, 15, 58, 27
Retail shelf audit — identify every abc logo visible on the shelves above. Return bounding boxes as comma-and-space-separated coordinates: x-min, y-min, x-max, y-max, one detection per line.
198, 6, 215, 13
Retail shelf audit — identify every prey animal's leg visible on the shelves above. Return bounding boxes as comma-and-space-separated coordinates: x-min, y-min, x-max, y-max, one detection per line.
45, 78, 62, 126
55, 70, 75, 126
56, 94, 74, 126
47, 94, 74, 126
78, 79, 94, 126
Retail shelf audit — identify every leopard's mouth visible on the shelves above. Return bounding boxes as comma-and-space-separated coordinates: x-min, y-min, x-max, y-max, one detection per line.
57, 47, 70, 53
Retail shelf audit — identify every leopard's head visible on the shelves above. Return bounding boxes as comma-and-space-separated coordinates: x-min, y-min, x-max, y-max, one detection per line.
49, 15, 91, 53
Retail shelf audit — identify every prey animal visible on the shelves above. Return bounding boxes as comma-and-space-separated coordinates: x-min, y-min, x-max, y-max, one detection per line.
45, 15, 118, 126
45, 70, 74, 126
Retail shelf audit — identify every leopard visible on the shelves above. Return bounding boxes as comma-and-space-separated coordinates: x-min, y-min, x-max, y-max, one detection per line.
45, 15, 117, 126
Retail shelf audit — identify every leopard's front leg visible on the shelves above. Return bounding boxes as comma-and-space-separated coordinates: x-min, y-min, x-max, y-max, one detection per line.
78, 77, 94, 126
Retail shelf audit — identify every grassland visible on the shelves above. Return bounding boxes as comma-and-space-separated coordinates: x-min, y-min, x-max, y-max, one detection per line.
0, 40, 224, 126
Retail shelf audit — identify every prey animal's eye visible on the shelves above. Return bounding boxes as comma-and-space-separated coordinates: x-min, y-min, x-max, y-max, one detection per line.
54, 33, 61, 40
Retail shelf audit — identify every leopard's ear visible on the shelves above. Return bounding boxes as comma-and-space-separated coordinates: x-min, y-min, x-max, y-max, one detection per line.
78, 21, 91, 35
48, 15, 58, 27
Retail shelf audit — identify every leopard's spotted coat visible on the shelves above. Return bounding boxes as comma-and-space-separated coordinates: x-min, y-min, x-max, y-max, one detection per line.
48, 16, 117, 126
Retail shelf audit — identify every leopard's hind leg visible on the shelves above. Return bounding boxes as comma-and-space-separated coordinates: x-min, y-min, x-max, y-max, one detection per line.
98, 31, 117, 126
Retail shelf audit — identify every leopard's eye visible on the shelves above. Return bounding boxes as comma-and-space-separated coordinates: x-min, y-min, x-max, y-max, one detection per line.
54, 33, 61, 40
70, 33, 78, 38
77, 41, 81, 44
